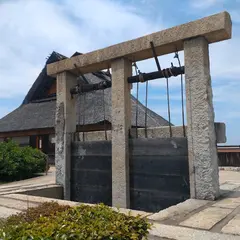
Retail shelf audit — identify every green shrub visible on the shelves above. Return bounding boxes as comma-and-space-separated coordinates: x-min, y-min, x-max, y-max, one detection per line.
4, 202, 71, 226
0, 140, 47, 181
0, 203, 151, 240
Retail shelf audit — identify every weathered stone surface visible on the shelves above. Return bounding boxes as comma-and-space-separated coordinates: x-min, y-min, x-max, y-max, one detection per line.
111, 58, 132, 208
184, 37, 220, 200
47, 12, 231, 76
0, 206, 21, 218
219, 167, 240, 172
220, 183, 240, 191
4, 194, 80, 207
221, 214, 240, 235
112, 207, 151, 218
149, 222, 240, 240
76, 123, 226, 143
148, 199, 210, 221
55, 72, 77, 200
4, 194, 151, 218
180, 207, 232, 230
0, 197, 39, 210
213, 198, 240, 209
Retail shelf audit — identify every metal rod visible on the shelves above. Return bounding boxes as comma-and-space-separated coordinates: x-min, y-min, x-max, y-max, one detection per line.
150, 41, 172, 137
74, 63, 88, 84
103, 89, 107, 140
174, 52, 186, 137
136, 82, 139, 138
180, 73, 186, 137
128, 66, 184, 83
133, 62, 139, 138
150, 41, 162, 71
82, 93, 86, 142
166, 77, 172, 137
77, 94, 81, 142
70, 67, 185, 96
70, 80, 111, 95
145, 80, 148, 138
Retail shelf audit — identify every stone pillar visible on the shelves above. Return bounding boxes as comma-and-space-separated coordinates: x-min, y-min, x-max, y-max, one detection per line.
184, 36, 219, 200
111, 58, 132, 208
55, 71, 77, 200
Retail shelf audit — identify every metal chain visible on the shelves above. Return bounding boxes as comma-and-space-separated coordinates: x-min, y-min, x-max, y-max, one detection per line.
145, 80, 149, 138
102, 89, 107, 140
165, 76, 172, 137
107, 67, 112, 135
174, 51, 186, 137
133, 62, 139, 138
78, 94, 81, 142
82, 93, 86, 142
150, 41, 172, 137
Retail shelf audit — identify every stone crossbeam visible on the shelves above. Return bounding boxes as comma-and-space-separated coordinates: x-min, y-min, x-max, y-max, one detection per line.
47, 11, 231, 76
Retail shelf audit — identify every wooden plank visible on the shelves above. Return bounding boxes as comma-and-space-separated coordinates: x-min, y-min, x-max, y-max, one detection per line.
130, 138, 188, 156
71, 141, 112, 156
47, 12, 231, 76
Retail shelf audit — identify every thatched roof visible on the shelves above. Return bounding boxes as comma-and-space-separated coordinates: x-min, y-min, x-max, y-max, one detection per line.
0, 52, 169, 133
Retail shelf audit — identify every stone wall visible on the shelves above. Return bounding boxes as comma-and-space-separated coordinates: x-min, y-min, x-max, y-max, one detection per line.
74, 123, 226, 143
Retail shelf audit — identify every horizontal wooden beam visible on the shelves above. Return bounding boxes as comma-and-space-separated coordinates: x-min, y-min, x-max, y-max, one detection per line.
0, 123, 111, 138
47, 11, 231, 76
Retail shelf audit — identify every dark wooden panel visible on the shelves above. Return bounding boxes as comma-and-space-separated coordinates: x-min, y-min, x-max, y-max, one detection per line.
130, 189, 189, 212
71, 185, 112, 206
72, 141, 112, 156
71, 138, 189, 212
130, 155, 188, 175
72, 156, 111, 171
71, 141, 112, 206
218, 152, 240, 166
130, 138, 188, 156
71, 169, 111, 187
130, 174, 189, 193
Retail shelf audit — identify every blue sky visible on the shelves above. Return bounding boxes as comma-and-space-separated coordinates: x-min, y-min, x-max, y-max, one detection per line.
0, 0, 239, 144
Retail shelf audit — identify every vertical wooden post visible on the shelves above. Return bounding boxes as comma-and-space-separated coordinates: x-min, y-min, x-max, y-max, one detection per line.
111, 58, 132, 208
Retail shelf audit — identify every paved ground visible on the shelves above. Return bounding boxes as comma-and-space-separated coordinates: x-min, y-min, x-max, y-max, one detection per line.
0, 167, 55, 195
0, 168, 240, 239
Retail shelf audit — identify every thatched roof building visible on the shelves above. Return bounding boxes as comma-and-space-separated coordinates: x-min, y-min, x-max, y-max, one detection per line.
0, 51, 169, 162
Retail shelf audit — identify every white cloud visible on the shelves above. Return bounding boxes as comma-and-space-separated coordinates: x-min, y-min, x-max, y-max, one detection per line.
190, 0, 224, 9
0, 0, 163, 100
230, 10, 240, 23
0, 0, 239, 144
0, 106, 16, 119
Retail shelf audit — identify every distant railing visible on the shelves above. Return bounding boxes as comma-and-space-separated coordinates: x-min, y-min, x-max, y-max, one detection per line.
218, 145, 240, 166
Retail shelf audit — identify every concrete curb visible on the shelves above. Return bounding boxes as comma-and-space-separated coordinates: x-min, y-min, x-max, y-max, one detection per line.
219, 167, 240, 172
148, 223, 240, 240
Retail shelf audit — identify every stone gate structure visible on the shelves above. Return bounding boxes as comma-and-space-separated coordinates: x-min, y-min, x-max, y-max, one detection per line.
47, 12, 232, 210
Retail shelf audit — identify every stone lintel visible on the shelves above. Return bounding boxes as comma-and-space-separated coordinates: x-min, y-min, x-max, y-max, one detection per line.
47, 12, 231, 76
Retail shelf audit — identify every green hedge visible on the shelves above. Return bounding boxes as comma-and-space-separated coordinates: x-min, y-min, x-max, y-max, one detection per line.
0, 140, 47, 181
0, 203, 151, 240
